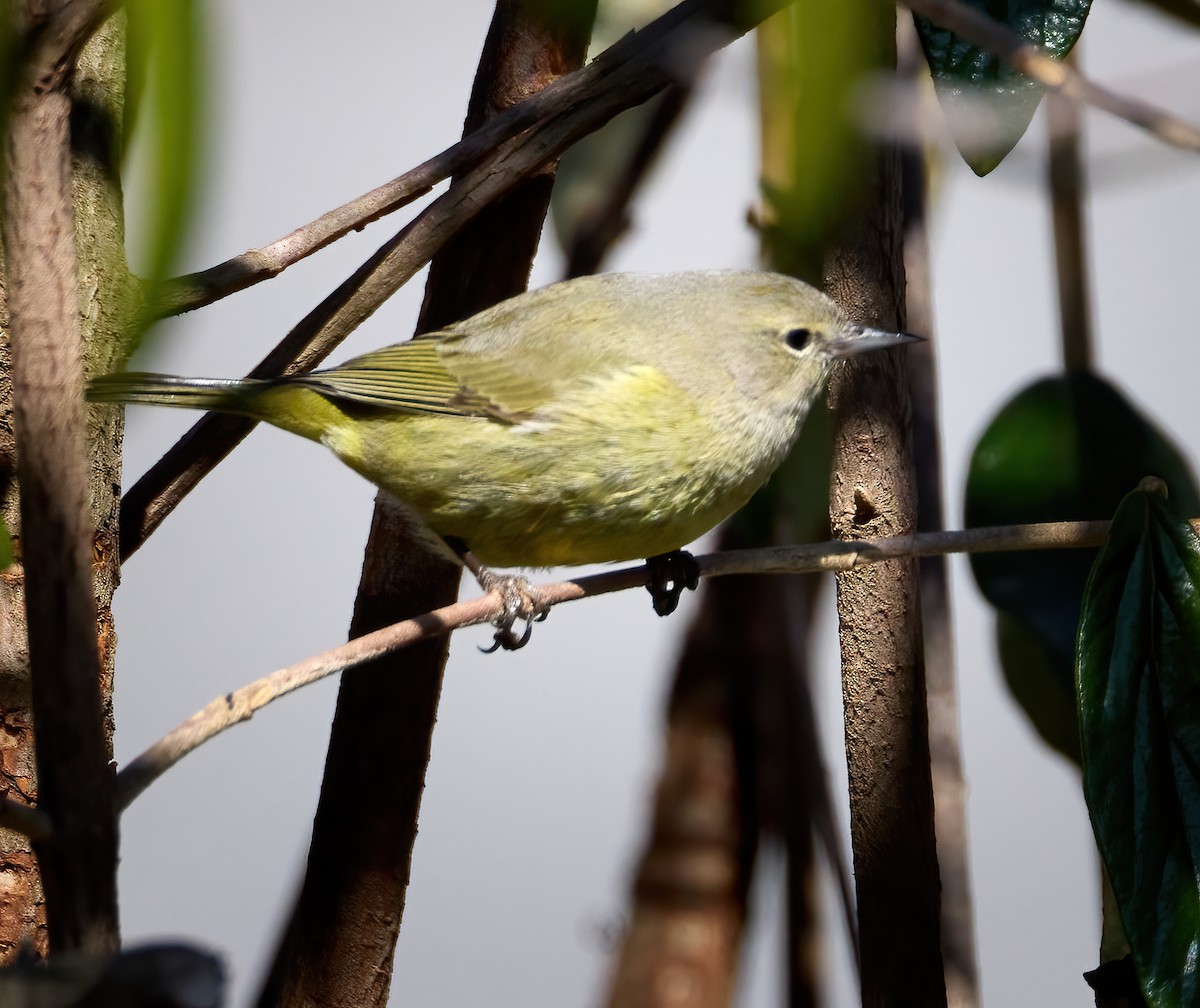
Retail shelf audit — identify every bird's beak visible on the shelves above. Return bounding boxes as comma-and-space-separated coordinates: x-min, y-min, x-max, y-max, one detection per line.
829, 324, 923, 357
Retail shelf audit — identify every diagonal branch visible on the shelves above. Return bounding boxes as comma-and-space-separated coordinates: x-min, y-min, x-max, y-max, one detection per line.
155, 0, 779, 318
149, 0, 1200, 322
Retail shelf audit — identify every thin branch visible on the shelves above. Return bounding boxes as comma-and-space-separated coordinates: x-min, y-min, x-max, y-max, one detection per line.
155, 0, 779, 318
900, 16, 978, 1001
19, 0, 115, 91
562, 82, 696, 279
150, 0, 1200, 316
904, 0, 1200, 151
119, 0, 789, 562
1046, 56, 1094, 373
114, 516, 1141, 812
0, 798, 53, 842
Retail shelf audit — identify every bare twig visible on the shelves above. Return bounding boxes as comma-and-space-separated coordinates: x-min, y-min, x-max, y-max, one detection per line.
119, 0, 790, 562
156, 0, 782, 318
562, 82, 696, 279
1, 0, 119, 954
899, 17, 978, 1005
114, 516, 1137, 812
823, 13, 944, 990
904, 0, 1200, 151
1047, 56, 1094, 373
0, 798, 53, 842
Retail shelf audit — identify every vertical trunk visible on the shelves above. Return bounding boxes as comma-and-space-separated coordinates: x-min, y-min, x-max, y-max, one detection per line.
0, 5, 128, 956
257, 4, 594, 1006
824, 5, 945, 1006
601, 526, 770, 1008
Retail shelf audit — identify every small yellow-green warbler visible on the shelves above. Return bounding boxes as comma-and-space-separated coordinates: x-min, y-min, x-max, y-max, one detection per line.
90, 270, 914, 647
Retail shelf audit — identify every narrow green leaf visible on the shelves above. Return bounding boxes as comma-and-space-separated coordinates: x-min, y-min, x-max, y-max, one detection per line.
124, 0, 205, 335
914, 0, 1092, 174
756, 0, 877, 277
1078, 485, 1200, 1007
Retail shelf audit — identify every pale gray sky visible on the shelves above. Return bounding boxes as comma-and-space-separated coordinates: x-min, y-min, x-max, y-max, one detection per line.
112, 2, 1200, 1006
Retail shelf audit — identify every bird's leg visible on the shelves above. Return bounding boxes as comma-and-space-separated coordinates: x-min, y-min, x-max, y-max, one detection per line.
644, 550, 700, 616
443, 536, 550, 652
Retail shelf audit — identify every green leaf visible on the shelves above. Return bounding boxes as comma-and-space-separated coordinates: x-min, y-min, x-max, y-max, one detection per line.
124, 0, 205, 333
1078, 485, 1200, 1007
914, 0, 1092, 174
756, 0, 878, 277
966, 373, 1200, 759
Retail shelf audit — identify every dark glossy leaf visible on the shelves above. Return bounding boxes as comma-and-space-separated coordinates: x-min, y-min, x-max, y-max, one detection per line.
966, 373, 1200, 759
914, 0, 1092, 174
1078, 486, 1200, 1007
996, 611, 1079, 760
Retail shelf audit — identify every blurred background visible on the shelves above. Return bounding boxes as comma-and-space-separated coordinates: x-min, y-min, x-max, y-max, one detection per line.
112, 1, 1200, 1004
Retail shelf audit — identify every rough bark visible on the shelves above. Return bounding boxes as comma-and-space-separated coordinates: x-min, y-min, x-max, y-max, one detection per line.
823, 5, 945, 1006
256, 4, 594, 1006
0, 1, 125, 955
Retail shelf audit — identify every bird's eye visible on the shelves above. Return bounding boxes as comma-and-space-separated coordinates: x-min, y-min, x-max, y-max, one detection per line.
784, 327, 813, 351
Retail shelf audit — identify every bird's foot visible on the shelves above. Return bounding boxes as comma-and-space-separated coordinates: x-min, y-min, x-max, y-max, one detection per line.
476, 568, 550, 652
644, 550, 700, 616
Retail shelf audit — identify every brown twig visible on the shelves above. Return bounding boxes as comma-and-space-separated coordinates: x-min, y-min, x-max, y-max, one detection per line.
0, 798, 53, 842
148, 0, 1200, 321
562, 81, 696, 279
899, 17, 978, 1006
0, 0, 119, 954
118, 0, 790, 563
1047, 56, 1094, 373
154, 0, 779, 318
904, 0, 1200, 151
114, 516, 1135, 813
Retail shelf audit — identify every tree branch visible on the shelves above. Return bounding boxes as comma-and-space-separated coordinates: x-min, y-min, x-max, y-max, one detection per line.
904, 0, 1200, 151
144, 0, 1200, 322
0, 798, 53, 842
154, 0, 783, 318
114, 515, 1141, 813
1, 0, 119, 954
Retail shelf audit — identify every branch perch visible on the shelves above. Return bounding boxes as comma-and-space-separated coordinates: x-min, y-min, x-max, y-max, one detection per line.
114, 516, 1140, 812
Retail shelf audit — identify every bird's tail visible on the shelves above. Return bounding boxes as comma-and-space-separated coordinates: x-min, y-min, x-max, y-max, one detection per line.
87, 372, 266, 414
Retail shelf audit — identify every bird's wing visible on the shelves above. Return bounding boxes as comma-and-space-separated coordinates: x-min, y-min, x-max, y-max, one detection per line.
286, 338, 519, 421
291, 325, 625, 421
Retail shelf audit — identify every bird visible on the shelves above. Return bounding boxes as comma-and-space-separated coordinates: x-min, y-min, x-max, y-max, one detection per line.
90, 270, 916, 648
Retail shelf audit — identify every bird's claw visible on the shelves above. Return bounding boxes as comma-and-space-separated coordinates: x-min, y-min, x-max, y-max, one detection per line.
645, 550, 700, 616
477, 570, 550, 652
